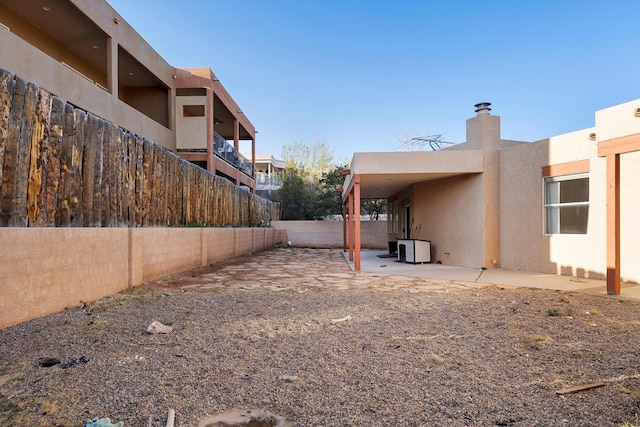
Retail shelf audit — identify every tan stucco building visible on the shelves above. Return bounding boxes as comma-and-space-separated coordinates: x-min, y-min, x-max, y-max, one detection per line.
342, 101, 640, 294
0, 0, 256, 191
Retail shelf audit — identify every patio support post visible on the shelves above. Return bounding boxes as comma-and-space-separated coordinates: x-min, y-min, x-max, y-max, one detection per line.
348, 192, 354, 261
606, 153, 621, 295
598, 132, 640, 295
342, 203, 347, 252
354, 175, 361, 271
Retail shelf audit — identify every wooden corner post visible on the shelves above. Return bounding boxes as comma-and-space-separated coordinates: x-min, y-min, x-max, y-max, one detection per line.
606, 153, 620, 295
354, 175, 361, 271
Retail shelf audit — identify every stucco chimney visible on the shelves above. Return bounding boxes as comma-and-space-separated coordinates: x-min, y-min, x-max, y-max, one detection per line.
474, 102, 492, 115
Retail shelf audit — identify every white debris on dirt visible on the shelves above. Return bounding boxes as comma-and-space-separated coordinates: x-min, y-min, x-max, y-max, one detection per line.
330, 315, 352, 324
146, 320, 174, 334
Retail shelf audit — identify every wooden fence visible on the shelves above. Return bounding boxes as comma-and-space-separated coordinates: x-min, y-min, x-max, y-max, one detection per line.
0, 68, 279, 227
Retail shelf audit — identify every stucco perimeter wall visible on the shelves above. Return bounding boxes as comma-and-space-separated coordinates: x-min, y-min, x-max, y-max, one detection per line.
0, 227, 286, 329
271, 220, 387, 249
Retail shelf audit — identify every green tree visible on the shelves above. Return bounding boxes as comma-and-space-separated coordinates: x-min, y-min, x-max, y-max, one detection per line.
315, 164, 348, 217
362, 199, 387, 220
275, 166, 316, 220
274, 141, 339, 220
281, 141, 336, 179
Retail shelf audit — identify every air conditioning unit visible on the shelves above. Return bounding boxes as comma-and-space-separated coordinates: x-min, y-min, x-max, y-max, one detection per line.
397, 239, 431, 264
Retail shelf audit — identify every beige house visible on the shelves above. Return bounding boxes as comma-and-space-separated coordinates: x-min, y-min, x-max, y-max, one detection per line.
342, 101, 640, 295
0, 0, 256, 191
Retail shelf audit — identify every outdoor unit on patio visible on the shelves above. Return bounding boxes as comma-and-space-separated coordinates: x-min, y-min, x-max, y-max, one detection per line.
397, 239, 431, 264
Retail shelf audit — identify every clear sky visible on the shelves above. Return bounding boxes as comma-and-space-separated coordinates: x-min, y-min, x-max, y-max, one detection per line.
107, 0, 640, 163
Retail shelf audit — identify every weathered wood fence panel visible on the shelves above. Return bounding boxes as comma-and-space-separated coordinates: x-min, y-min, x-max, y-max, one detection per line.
0, 69, 280, 227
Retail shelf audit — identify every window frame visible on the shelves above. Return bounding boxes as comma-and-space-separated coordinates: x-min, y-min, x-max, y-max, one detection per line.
542, 172, 590, 236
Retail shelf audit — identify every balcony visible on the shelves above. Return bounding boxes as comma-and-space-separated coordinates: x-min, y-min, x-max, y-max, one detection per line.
213, 131, 253, 177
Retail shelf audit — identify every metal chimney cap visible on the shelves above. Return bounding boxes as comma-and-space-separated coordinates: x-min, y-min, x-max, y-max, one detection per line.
474, 102, 492, 115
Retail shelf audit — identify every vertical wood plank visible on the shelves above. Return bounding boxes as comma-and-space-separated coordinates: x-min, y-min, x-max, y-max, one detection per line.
81, 113, 97, 226
68, 108, 86, 227
91, 117, 104, 226
14, 81, 39, 227
28, 89, 50, 225
107, 123, 119, 226
0, 75, 23, 226
117, 127, 127, 226
40, 96, 64, 226
100, 120, 111, 227
150, 143, 160, 225
110, 125, 123, 226
134, 136, 143, 227
141, 139, 153, 226
0, 68, 15, 190
183, 162, 191, 225
125, 132, 136, 226
176, 159, 184, 225
0, 79, 38, 226
167, 153, 176, 226
161, 148, 168, 225
56, 103, 75, 227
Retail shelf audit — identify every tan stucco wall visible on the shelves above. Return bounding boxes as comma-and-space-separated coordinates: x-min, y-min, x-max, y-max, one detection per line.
620, 151, 640, 282
176, 95, 208, 149
0, 228, 130, 329
271, 220, 387, 249
411, 174, 485, 267
499, 99, 640, 283
0, 1, 177, 150
595, 98, 640, 141
0, 227, 286, 329
499, 139, 555, 274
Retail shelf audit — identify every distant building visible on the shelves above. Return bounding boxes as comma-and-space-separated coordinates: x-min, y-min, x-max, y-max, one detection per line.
175, 68, 256, 190
0, 0, 257, 191
248, 154, 286, 199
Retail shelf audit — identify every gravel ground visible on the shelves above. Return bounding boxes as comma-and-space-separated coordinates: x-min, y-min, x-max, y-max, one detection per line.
2, 248, 640, 426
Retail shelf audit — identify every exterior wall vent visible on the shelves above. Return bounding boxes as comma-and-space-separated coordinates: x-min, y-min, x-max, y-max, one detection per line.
474, 102, 492, 115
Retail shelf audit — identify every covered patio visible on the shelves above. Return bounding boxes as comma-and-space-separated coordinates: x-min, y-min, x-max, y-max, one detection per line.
341, 150, 484, 271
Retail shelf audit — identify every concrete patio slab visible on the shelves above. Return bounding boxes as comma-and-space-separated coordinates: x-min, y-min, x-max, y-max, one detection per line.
348, 249, 640, 300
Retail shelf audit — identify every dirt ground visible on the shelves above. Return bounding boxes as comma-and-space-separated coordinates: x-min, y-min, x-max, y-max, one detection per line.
2, 247, 640, 426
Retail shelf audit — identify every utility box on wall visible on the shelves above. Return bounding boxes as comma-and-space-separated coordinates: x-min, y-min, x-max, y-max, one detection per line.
397, 239, 431, 264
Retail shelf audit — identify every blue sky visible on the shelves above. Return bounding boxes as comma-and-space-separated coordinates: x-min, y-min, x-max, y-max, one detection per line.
107, 0, 640, 163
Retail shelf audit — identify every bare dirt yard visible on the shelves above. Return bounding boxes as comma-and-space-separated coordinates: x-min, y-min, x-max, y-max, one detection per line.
2, 248, 640, 426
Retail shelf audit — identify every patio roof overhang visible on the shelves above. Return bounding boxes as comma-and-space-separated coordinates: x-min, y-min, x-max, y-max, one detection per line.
342, 150, 485, 201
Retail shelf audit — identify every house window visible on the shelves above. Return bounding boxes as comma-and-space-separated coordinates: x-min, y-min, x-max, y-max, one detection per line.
543, 173, 589, 235
183, 105, 205, 117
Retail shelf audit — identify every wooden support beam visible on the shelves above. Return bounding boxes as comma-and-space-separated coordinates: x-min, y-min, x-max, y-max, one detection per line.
348, 192, 354, 262
606, 154, 621, 295
342, 203, 347, 252
354, 175, 361, 271
598, 133, 640, 157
